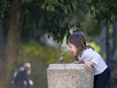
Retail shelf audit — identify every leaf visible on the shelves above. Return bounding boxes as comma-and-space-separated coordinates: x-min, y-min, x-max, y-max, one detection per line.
46, 5, 50, 11
64, 7, 68, 14
41, 3, 46, 9
50, 5, 55, 11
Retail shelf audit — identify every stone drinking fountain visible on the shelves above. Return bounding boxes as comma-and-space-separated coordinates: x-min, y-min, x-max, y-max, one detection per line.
47, 52, 94, 88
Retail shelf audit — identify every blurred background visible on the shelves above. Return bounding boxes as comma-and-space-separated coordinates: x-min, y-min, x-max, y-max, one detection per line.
0, 0, 117, 88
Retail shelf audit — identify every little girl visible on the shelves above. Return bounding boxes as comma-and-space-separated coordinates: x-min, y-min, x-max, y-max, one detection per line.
68, 31, 110, 88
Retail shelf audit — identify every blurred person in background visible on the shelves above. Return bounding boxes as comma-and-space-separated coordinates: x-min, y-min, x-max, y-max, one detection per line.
12, 63, 33, 88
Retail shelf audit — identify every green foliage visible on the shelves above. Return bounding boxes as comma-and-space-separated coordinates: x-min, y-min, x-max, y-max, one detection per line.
85, 0, 117, 23
21, 1, 73, 43
39, 0, 117, 23
40, 0, 77, 14
1, 0, 117, 43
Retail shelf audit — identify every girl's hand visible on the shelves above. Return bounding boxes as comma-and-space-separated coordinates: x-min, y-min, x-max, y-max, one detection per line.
84, 61, 91, 70
84, 60, 95, 70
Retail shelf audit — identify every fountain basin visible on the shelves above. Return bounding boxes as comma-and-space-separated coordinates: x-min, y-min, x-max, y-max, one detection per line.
47, 64, 94, 88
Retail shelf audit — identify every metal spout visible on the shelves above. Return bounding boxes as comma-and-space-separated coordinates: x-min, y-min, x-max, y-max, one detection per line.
58, 53, 64, 64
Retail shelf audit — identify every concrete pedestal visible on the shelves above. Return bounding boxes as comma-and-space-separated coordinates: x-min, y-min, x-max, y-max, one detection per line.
47, 64, 94, 88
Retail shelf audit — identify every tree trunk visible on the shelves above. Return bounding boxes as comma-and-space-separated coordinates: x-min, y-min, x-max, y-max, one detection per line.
0, 0, 25, 88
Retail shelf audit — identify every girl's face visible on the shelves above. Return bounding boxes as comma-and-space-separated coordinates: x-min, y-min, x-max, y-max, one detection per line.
68, 42, 78, 56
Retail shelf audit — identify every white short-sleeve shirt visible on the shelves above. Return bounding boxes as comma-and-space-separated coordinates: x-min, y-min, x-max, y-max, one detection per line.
78, 48, 108, 75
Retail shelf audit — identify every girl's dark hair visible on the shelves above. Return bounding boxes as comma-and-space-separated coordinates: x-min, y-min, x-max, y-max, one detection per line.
68, 31, 94, 56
